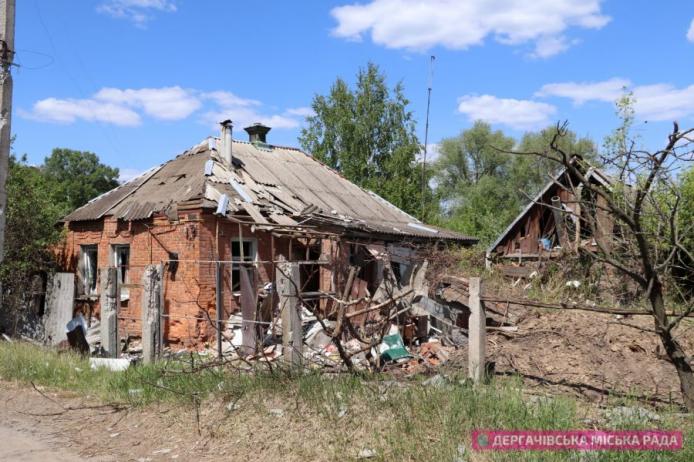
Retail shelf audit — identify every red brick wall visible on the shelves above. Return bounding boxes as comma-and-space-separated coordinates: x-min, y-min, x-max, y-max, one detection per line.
60, 212, 206, 347
59, 210, 357, 348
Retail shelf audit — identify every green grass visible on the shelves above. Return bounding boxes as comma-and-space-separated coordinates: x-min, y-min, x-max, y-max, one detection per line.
0, 342, 691, 461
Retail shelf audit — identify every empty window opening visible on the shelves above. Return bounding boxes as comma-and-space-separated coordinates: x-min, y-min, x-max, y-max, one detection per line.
231, 239, 257, 292
112, 244, 130, 300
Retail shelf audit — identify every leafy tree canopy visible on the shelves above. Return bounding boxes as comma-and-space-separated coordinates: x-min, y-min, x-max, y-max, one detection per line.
433, 121, 596, 245
43, 148, 120, 213
299, 62, 424, 216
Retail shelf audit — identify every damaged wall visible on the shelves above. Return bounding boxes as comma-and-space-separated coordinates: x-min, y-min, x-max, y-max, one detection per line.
57, 210, 391, 349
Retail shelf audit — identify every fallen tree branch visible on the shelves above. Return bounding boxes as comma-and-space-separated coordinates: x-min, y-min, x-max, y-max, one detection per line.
345, 289, 413, 319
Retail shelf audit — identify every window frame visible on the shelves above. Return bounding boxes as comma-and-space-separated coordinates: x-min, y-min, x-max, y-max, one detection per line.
80, 244, 98, 296
230, 238, 257, 293
111, 244, 131, 300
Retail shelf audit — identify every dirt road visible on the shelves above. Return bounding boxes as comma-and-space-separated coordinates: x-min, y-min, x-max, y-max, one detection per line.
0, 424, 88, 461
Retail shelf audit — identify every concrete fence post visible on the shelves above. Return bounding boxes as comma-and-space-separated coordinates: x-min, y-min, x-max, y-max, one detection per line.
468, 277, 486, 384
277, 260, 302, 368
100, 267, 119, 358
215, 262, 223, 358
141, 265, 162, 364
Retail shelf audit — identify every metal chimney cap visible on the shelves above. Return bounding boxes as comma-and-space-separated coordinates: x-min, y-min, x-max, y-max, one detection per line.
219, 119, 233, 127
244, 123, 271, 143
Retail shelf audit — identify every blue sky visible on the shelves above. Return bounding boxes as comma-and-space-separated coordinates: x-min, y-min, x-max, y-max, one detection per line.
11, 1, 694, 180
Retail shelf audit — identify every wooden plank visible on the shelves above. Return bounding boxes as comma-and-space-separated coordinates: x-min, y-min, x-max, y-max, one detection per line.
43, 273, 75, 345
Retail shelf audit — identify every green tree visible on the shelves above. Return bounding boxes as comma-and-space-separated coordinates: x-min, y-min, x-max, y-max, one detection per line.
43, 148, 120, 212
1, 155, 65, 332
432, 121, 597, 244
1, 145, 119, 334
514, 125, 596, 196
299, 63, 423, 216
682, 167, 694, 252
433, 121, 515, 200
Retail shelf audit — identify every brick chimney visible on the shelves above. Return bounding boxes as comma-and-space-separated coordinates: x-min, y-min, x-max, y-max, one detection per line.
244, 123, 271, 144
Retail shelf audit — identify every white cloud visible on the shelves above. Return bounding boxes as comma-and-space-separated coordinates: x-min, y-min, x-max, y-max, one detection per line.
532, 36, 571, 59
201, 91, 305, 130
22, 87, 308, 131
95, 86, 201, 120
687, 18, 694, 42
23, 86, 198, 126
22, 97, 141, 126
97, 0, 176, 27
632, 84, 694, 121
536, 78, 631, 104
457, 95, 556, 130
118, 168, 147, 183
285, 107, 315, 117
331, 0, 609, 57
538, 78, 694, 121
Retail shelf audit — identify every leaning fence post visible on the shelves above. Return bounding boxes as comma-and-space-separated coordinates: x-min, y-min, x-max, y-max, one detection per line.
468, 277, 486, 384
277, 260, 302, 368
100, 267, 119, 358
141, 265, 162, 364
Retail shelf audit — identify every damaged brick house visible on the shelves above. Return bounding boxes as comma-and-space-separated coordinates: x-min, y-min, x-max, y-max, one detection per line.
485, 160, 614, 271
58, 122, 476, 347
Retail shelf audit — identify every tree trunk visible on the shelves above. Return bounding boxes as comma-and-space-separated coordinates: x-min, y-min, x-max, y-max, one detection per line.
650, 280, 694, 410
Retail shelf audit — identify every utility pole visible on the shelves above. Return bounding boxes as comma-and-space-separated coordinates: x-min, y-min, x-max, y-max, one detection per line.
420, 55, 435, 221
0, 0, 15, 294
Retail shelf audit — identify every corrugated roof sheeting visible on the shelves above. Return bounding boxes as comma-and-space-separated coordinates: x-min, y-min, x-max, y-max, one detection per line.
62, 168, 156, 221
108, 151, 208, 220
62, 138, 476, 242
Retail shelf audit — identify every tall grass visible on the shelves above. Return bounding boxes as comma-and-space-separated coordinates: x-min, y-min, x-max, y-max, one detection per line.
0, 342, 691, 461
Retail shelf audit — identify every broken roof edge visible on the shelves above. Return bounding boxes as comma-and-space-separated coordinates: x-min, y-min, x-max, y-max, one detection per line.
61, 140, 210, 223
486, 158, 613, 256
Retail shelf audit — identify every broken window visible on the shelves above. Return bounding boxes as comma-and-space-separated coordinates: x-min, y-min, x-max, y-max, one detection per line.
231, 239, 256, 292
112, 244, 130, 300
80, 245, 98, 296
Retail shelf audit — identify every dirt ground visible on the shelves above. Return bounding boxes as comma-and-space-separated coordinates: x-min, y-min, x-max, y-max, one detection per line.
0, 383, 223, 461
0, 382, 359, 462
479, 306, 694, 406
0, 423, 89, 461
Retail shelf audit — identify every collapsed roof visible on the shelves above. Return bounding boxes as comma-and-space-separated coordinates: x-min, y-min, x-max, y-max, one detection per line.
486, 159, 613, 257
64, 138, 476, 243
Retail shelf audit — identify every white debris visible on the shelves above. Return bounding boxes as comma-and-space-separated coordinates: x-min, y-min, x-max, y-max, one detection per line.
89, 357, 131, 372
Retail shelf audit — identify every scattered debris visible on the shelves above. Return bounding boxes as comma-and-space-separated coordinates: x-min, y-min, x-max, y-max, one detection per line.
604, 406, 661, 423
377, 327, 411, 363
357, 448, 377, 459
422, 374, 446, 387
90, 357, 131, 372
